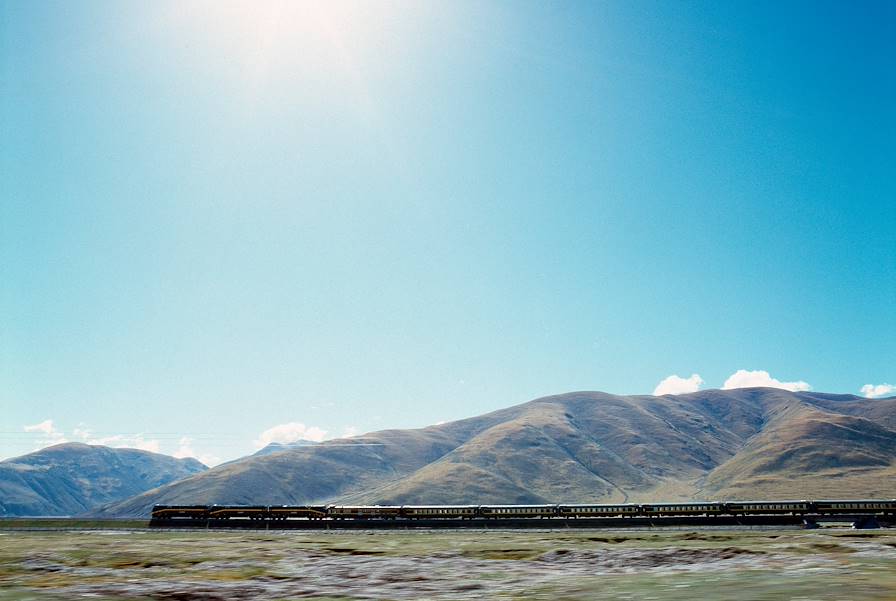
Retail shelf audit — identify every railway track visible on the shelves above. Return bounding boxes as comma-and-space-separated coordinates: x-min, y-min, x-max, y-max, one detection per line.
150, 514, 893, 530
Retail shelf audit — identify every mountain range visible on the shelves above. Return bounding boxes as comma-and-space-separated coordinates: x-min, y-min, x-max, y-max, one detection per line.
0, 443, 206, 517
93, 387, 896, 517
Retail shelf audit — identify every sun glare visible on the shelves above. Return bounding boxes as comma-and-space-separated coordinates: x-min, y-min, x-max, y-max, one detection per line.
154, 0, 434, 116
166, 1, 407, 76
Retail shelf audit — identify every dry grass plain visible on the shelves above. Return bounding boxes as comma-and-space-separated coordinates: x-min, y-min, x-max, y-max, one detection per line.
1, 527, 895, 600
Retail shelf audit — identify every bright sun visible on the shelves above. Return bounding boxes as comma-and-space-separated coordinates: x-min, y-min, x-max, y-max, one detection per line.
158, 0, 429, 98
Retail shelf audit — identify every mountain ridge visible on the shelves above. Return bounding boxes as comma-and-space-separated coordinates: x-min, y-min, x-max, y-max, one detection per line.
94, 387, 896, 517
0, 442, 207, 517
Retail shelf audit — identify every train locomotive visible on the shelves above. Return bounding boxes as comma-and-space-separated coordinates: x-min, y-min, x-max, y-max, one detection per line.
152, 499, 896, 522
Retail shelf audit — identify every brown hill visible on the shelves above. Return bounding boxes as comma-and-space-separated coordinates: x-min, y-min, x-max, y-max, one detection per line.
96, 388, 896, 517
701, 398, 896, 499
0, 443, 207, 517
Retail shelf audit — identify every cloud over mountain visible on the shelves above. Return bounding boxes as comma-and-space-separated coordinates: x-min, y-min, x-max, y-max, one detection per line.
722, 369, 811, 392
862, 383, 896, 399
653, 374, 704, 395
253, 422, 328, 449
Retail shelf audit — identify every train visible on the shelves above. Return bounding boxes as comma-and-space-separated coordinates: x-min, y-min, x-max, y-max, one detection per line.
152, 499, 896, 521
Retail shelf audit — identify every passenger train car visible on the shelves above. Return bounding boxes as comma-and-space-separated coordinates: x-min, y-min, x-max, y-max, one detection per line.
151, 499, 896, 521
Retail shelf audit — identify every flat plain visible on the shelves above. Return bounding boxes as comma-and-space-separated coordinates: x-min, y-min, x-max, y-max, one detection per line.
1, 528, 895, 600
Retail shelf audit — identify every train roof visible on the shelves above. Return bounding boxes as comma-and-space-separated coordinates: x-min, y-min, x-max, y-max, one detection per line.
558, 502, 639, 506
640, 501, 724, 505
813, 499, 896, 503
326, 504, 404, 509
401, 505, 479, 509
479, 504, 557, 508
725, 500, 810, 504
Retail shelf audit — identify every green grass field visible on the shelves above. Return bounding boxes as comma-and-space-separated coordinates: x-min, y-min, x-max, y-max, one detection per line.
1, 527, 894, 600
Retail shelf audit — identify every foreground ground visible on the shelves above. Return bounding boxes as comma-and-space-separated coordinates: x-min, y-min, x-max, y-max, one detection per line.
1, 527, 894, 600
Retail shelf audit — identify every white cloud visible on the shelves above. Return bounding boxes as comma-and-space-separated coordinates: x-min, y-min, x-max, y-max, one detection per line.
24, 419, 56, 435
68, 427, 161, 453
19, 421, 216, 465
172, 437, 221, 467
653, 373, 704, 396
84, 434, 161, 454
860, 383, 896, 399
253, 422, 327, 449
339, 426, 359, 438
21, 421, 170, 454
722, 369, 811, 392
23, 419, 67, 446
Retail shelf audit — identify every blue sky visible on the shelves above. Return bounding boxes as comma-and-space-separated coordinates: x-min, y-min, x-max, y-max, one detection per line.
2, 1, 894, 464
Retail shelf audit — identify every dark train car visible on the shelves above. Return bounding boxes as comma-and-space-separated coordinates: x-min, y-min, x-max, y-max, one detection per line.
151, 504, 208, 520
479, 505, 557, 518
725, 501, 810, 515
208, 505, 269, 520
401, 505, 478, 519
640, 502, 726, 516
328, 505, 403, 519
267, 505, 328, 520
813, 499, 896, 515
557, 504, 639, 518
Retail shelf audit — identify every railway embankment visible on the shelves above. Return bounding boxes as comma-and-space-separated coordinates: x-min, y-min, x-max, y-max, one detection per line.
149, 514, 893, 530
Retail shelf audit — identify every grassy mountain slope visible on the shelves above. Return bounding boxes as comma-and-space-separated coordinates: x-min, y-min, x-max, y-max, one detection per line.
0, 443, 207, 517
97, 388, 896, 517
701, 400, 896, 499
